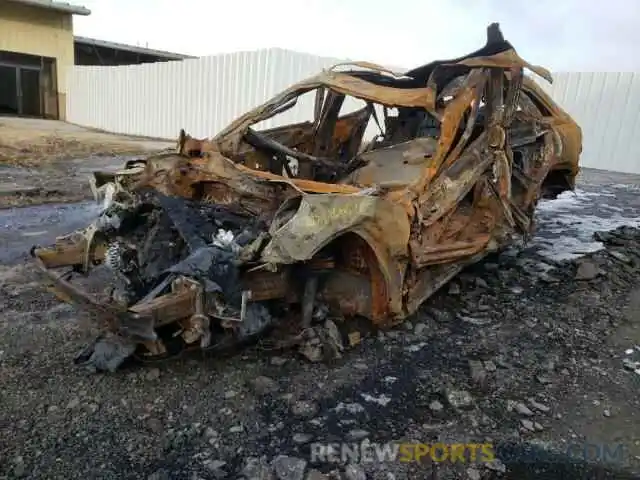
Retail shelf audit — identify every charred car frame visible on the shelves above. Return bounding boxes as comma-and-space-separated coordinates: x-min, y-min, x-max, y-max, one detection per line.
31, 23, 582, 371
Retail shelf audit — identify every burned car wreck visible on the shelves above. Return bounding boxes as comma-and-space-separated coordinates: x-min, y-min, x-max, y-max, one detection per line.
31, 23, 582, 371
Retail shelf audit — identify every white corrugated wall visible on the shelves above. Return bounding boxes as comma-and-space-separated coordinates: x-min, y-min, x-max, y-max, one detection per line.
539, 72, 640, 174
66, 48, 363, 139
66, 50, 640, 174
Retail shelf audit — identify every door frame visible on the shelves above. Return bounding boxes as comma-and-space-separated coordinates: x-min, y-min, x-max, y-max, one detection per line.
0, 60, 43, 117
17, 65, 41, 117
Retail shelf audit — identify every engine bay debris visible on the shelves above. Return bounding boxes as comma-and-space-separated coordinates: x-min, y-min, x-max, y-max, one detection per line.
31, 23, 582, 371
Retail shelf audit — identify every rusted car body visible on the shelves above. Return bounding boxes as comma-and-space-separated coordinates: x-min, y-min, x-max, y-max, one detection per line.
31, 24, 582, 370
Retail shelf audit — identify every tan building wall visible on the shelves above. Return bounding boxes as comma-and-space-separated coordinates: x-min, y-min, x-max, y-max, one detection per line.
0, 2, 74, 119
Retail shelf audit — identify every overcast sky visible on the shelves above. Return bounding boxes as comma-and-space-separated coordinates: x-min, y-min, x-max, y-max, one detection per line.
73, 0, 640, 72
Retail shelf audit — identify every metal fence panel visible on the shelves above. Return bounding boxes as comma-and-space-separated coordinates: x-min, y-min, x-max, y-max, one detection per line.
66, 49, 350, 139
66, 51, 640, 174
540, 72, 640, 174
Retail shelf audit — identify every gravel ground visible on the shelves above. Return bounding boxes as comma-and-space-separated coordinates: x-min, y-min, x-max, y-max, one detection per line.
1, 223, 639, 480
0, 160, 640, 479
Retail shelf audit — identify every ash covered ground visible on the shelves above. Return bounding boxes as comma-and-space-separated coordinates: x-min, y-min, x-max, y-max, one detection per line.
0, 169, 639, 480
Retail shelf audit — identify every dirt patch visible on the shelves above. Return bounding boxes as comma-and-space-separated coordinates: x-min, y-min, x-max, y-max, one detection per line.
0, 134, 151, 167
0, 118, 170, 167
0, 118, 172, 208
